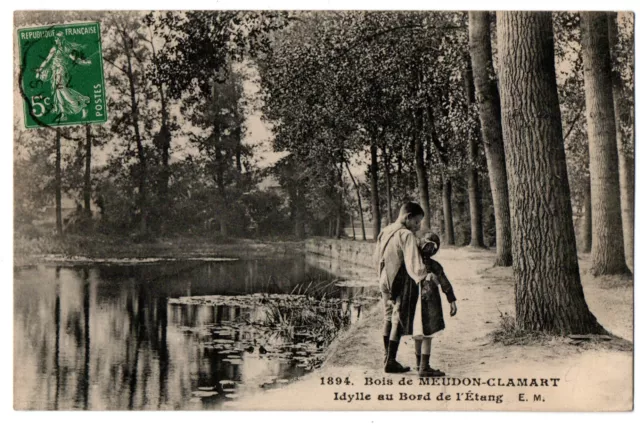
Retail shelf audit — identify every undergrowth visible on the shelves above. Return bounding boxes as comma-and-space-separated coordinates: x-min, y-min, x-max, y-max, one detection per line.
491, 311, 554, 346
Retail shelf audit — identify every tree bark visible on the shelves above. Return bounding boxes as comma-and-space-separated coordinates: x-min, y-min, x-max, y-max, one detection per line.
83, 125, 92, 219
580, 12, 629, 275
464, 54, 485, 248
414, 111, 431, 230
55, 128, 63, 237
442, 177, 455, 245
582, 181, 592, 253
608, 12, 634, 270
469, 11, 512, 264
497, 11, 605, 334
370, 143, 381, 239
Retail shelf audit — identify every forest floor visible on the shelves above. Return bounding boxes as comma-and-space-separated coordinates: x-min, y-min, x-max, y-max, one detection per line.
229, 246, 634, 411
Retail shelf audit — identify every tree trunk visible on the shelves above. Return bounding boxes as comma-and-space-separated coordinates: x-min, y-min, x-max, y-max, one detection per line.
464, 54, 485, 248
381, 144, 393, 225
442, 177, 455, 245
414, 111, 431, 230
212, 82, 228, 237
469, 11, 512, 264
608, 12, 634, 270
582, 182, 592, 253
335, 181, 343, 239
580, 12, 629, 275
350, 213, 356, 240
496, 11, 605, 334
370, 143, 381, 239
396, 145, 403, 210
345, 162, 367, 241
294, 187, 305, 238
159, 96, 170, 205
55, 128, 63, 237
125, 39, 146, 235
84, 125, 92, 219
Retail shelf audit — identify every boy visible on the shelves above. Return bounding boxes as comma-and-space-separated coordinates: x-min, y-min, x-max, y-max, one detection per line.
373, 201, 431, 373
398, 231, 457, 377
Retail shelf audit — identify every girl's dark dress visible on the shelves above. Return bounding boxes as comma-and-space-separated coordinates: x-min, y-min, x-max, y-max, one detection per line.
392, 255, 456, 337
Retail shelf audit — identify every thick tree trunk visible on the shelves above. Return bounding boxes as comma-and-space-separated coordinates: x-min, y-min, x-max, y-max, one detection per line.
382, 144, 393, 225
469, 11, 512, 264
55, 128, 63, 237
84, 125, 92, 219
345, 162, 367, 240
442, 177, 455, 245
414, 112, 431, 230
497, 11, 604, 334
464, 54, 485, 248
370, 143, 381, 239
580, 12, 629, 275
582, 182, 592, 253
608, 13, 634, 270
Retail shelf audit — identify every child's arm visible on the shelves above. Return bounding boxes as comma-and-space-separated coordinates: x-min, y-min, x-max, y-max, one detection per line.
433, 262, 457, 316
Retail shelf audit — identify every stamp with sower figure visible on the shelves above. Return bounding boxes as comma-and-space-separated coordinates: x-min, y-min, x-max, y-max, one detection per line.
18, 22, 107, 128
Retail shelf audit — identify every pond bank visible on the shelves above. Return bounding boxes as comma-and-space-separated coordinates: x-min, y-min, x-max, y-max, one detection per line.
228, 240, 633, 411
14, 235, 305, 268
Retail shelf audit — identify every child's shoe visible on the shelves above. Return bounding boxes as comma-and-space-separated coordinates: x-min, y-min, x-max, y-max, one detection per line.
418, 354, 446, 377
418, 366, 446, 377
384, 340, 410, 373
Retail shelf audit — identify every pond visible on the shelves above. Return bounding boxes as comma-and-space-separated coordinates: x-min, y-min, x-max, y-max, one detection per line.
13, 254, 378, 410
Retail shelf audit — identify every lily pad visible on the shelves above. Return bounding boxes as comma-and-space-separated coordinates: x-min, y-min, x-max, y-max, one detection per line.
276, 379, 289, 384
225, 393, 239, 399
197, 386, 215, 391
192, 390, 218, 397
219, 380, 236, 387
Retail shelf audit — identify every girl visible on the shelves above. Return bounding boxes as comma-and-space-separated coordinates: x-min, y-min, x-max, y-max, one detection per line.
395, 231, 457, 377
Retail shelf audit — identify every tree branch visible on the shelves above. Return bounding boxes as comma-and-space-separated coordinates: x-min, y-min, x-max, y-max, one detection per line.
563, 100, 586, 142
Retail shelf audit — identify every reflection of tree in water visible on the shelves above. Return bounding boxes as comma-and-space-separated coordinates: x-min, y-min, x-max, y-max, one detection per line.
14, 258, 375, 410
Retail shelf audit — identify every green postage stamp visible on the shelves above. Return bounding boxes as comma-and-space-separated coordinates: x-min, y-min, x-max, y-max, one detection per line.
17, 22, 107, 128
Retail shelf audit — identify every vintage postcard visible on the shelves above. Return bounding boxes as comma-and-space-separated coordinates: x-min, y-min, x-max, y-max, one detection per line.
13, 10, 634, 411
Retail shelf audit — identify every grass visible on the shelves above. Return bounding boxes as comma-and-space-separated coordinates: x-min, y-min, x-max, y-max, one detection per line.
490, 311, 555, 346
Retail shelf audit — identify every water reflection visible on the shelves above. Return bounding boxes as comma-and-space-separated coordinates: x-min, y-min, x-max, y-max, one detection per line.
14, 256, 378, 410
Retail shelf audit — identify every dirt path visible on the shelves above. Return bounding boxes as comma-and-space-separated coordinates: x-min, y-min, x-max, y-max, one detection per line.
228, 247, 633, 411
